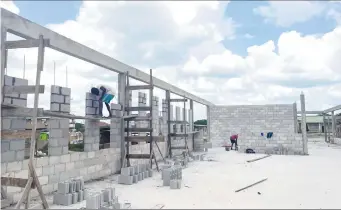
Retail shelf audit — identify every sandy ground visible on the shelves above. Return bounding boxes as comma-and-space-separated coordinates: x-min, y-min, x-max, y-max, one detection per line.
32, 138, 341, 209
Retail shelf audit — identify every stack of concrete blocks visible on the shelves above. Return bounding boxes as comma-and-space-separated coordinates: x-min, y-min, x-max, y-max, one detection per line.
53, 177, 85, 206
48, 85, 71, 156
84, 92, 100, 152
161, 99, 169, 155
152, 96, 159, 135
162, 165, 182, 189
118, 164, 153, 185
137, 92, 148, 137
210, 105, 304, 155
1, 76, 28, 163
194, 129, 205, 152
110, 104, 122, 149
85, 187, 123, 209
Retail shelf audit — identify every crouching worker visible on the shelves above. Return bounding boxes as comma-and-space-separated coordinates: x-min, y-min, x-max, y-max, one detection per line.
230, 134, 238, 150
90, 85, 116, 118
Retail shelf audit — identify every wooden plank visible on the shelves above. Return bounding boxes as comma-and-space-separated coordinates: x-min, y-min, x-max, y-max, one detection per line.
1, 177, 35, 188
169, 133, 188, 137
126, 154, 153, 159
3, 85, 45, 94
127, 85, 152, 90
168, 120, 189, 124
125, 136, 164, 142
124, 116, 152, 121
28, 162, 49, 209
169, 98, 187, 102
247, 155, 271, 163
125, 127, 153, 132
125, 106, 151, 112
171, 146, 187, 150
14, 177, 33, 209
235, 178, 268, 193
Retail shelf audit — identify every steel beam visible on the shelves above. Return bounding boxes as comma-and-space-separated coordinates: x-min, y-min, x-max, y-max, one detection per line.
1, 8, 213, 106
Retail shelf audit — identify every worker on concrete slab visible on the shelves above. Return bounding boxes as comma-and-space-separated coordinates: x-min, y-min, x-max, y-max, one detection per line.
91, 85, 116, 118
230, 134, 238, 150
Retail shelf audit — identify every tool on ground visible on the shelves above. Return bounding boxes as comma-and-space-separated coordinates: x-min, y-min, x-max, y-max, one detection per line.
247, 155, 271, 163
235, 178, 268, 193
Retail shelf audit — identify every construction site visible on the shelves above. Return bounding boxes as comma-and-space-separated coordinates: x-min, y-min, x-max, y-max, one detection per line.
1, 8, 341, 209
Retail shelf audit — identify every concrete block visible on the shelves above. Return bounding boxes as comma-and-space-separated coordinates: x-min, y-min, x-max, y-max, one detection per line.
43, 165, 55, 176
64, 96, 71, 104
7, 161, 22, 172
50, 103, 60, 112
12, 99, 27, 107
170, 180, 179, 189
53, 193, 72, 206
51, 94, 64, 103
78, 190, 84, 202
51, 86, 61, 94
118, 175, 133, 185
49, 147, 63, 156
72, 192, 78, 204
121, 167, 131, 176
102, 188, 112, 202
61, 87, 71, 96
138, 173, 142, 181
60, 104, 70, 113
1, 119, 11, 130
114, 203, 122, 209
133, 175, 138, 183
133, 165, 139, 175
10, 119, 26, 130
148, 169, 153, 177
144, 171, 149, 178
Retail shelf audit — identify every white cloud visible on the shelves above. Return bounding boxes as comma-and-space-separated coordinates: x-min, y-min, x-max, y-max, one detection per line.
254, 1, 326, 27
0, 0, 19, 14
3, 1, 341, 122
244, 33, 254, 39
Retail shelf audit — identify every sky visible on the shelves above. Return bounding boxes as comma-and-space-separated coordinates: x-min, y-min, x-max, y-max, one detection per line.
1, 1, 341, 121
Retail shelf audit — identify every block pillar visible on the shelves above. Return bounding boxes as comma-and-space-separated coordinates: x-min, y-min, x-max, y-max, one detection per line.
189, 99, 194, 150
84, 92, 100, 152
323, 114, 328, 142
110, 104, 122, 148
206, 105, 211, 141
331, 111, 335, 144
138, 92, 147, 136
152, 96, 159, 135
300, 92, 308, 155
169, 105, 174, 133
48, 85, 71, 156
117, 73, 126, 167
1, 76, 27, 162
175, 106, 180, 133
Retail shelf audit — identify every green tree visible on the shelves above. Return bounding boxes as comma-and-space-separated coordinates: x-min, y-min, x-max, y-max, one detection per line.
194, 119, 207, 125
75, 123, 85, 132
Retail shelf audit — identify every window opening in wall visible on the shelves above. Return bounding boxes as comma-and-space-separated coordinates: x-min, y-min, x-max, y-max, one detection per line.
99, 122, 110, 150
173, 124, 177, 133
69, 121, 84, 152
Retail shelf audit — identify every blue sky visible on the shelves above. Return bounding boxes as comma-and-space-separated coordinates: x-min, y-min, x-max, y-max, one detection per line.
14, 1, 338, 57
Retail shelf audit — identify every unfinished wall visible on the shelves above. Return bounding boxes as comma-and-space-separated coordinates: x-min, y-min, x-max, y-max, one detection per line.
48, 85, 71, 156
210, 104, 303, 155
84, 92, 100, 152
1, 76, 28, 163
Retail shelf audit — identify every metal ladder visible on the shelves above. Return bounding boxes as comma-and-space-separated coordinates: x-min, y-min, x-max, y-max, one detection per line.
123, 69, 160, 170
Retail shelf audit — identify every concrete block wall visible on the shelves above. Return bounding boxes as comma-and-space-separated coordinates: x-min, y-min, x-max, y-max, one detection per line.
84, 93, 100, 152
1, 76, 28, 163
110, 104, 122, 148
210, 104, 303, 155
49, 85, 71, 156
1, 149, 122, 205
138, 92, 148, 136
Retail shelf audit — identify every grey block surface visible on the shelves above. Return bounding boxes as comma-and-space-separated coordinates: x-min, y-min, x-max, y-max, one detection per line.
53, 193, 72, 206
72, 192, 78, 204
58, 182, 69, 194
118, 175, 133, 185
